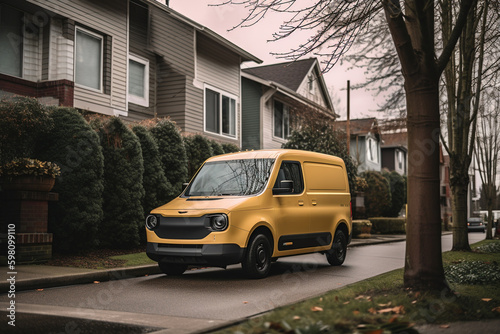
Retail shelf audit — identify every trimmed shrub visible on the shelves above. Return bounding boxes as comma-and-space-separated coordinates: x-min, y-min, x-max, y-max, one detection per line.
184, 134, 214, 178
283, 120, 357, 195
132, 125, 175, 239
352, 220, 372, 238
0, 97, 53, 163
210, 140, 225, 156
150, 119, 188, 195
97, 117, 144, 249
369, 218, 406, 234
35, 107, 104, 253
363, 171, 391, 218
222, 143, 240, 154
383, 171, 406, 217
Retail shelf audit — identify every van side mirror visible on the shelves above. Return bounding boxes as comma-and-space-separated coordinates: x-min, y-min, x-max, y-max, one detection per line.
273, 180, 294, 195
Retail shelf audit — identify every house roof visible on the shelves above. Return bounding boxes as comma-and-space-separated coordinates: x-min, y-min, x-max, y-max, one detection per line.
242, 58, 317, 92
381, 132, 408, 149
334, 118, 381, 137
147, 0, 262, 64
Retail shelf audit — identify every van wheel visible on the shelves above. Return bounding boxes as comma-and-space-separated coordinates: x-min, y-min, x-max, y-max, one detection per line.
326, 230, 347, 266
158, 262, 187, 276
242, 234, 272, 278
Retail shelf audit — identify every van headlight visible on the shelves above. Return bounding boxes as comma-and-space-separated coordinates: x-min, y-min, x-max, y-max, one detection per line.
145, 214, 159, 230
208, 214, 228, 231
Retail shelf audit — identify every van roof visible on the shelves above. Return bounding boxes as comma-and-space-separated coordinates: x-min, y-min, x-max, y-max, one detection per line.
207, 149, 345, 165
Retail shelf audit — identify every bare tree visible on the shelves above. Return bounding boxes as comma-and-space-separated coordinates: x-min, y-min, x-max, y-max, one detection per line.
475, 89, 500, 239
219, 0, 475, 290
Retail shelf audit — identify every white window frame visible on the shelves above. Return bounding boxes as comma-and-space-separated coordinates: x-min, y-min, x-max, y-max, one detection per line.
74, 26, 103, 93
203, 84, 238, 138
273, 99, 290, 140
397, 150, 403, 170
128, 54, 149, 107
367, 137, 379, 163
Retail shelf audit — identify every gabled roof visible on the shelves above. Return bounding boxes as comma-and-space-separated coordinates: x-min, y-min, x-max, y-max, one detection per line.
381, 132, 407, 149
334, 118, 381, 138
147, 0, 262, 64
242, 58, 317, 91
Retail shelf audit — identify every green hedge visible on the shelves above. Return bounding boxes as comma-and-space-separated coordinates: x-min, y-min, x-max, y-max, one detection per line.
369, 217, 406, 234
185, 134, 214, 179
352, 220, 372, 238
36, 107, 104, 253
363, 171, 391, 218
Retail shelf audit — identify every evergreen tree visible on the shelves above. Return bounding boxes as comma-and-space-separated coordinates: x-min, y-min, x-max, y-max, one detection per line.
150, 119, 188, 195
363, 171, 392, 218
383, 171, 405, 217
97, 117, 144, 248
185, 135, 214, 178
210, 140, 225, 156
222, 143, 240, 154
36, 107, 104, 253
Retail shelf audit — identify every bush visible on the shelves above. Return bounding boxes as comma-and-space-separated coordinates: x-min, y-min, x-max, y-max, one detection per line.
97, 117, 144, 249
132, 125, 175, 238
36, 107, 104, 253
184, 134, 214, 178
369, 218, 406, 234
0, 97, 53, 163
210, 140, 225, 156
283, 120, 357, 195
383, 171, 405, 217
222, 143, 240, 154
352, 220, 372, 237
150, 119, 188, 195
363, 171, 391, 218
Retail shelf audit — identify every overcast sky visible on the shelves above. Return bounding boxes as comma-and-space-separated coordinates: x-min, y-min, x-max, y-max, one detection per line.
169, 0, 382, 120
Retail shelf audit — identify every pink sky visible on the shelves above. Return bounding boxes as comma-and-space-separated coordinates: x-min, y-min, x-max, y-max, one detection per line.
169, 0, 381, 120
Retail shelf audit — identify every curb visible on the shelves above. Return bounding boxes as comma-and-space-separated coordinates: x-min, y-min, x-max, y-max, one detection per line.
0, 264, 161, 293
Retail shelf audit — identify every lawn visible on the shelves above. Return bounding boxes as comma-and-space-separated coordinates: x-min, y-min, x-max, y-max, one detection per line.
214, 239, 500, 334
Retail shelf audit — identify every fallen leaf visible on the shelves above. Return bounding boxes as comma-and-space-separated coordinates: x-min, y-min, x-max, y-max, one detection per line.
481, 298, 492, 302
412, 300, 417, 304
311, 306, 323, 312
439, 324, 450, 329
243, 301, 248, 304
414, 291, 421, 298
93, 281, 100, 284
36, 289, 43, 292
319, 297, 323, 302
353, 310, 360, 315
393, 305, 405, 314
368, 307, 377, 314
293, 316, 301, 320
492, 306, 500, 313
343, 301, 350, 305
378, 302, 392, 307
388, 315, 399, 323
377, 308, 394, 314
355, 295, 366, 300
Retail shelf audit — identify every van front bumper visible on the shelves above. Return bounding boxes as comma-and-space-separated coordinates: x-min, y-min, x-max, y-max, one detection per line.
146, 242, 245, 267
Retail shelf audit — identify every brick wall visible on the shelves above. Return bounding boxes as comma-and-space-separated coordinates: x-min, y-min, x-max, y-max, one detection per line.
0, 73, 74, 107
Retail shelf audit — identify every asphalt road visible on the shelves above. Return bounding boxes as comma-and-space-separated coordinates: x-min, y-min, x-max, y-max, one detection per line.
0, 233, 485, 334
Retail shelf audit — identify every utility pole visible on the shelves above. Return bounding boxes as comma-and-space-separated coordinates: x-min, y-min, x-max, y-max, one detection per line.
346, 80, 350, 152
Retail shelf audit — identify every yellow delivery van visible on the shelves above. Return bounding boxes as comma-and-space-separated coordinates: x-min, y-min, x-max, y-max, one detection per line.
146, 149, 352, 278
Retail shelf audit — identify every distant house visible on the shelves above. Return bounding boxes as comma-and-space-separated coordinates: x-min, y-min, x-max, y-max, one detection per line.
0, 0, 261, 146
241, 58, 336, 150
379, 118, 408, 176
334, 118, 382, 173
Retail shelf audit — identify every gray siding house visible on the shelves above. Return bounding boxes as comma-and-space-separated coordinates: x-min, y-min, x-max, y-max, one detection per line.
241, 58, 336, 150
0, 0, 261, 146
334, 118, 382, 173
379, 118, 408, 176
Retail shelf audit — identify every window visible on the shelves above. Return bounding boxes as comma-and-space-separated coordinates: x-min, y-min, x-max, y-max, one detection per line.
205, 87, 237, 137
274, 100, 289, 139
308, 75, 314, 92
128, 54, 149, 106
0, 6, 23, 77
75, 27, 103, 91
273, 161, 304, 195
367, 138, 378, 163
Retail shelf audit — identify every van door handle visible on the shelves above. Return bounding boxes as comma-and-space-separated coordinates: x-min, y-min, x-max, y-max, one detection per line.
312, 200, 317, 206
298, 200, 304, 206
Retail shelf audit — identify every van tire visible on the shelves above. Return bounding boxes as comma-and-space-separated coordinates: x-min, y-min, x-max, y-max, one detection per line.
158, 262, 187, 276
326, 230, 347, 266
242, 234, 272, 278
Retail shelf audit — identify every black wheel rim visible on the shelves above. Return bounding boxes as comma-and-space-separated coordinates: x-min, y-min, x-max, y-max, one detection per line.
334, 238, 344, 260
256, 242, 268, 271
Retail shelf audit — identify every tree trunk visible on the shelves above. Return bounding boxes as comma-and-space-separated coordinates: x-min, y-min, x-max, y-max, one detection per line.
450, 182, 471, 251
403, 80, 447, 290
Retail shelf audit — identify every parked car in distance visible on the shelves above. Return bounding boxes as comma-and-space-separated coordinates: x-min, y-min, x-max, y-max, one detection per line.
146, 149, 352, 278
467, 217, 485, 233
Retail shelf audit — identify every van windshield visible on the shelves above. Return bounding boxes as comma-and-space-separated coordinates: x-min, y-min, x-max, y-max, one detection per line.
184, 159, 275, 197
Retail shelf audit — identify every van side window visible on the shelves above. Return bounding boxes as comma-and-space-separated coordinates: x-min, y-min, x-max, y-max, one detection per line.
273, 161, 304, 194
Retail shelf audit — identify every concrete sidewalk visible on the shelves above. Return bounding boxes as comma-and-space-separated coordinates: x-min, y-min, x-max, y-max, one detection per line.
1, 234, 406, 294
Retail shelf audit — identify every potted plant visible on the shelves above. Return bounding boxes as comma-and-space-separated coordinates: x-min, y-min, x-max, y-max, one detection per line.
0, 158, 61, 192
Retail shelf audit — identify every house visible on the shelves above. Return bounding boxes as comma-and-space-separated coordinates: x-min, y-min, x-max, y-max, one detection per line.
379, 118, 408, 176
0, 0, 261, 147
334, 118, 382, 173
241, 58, 336, 150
